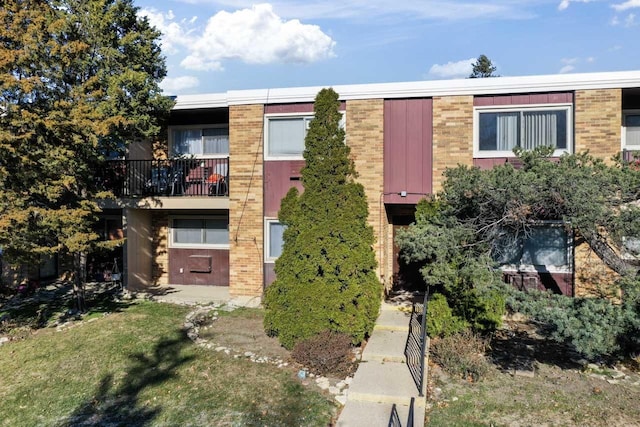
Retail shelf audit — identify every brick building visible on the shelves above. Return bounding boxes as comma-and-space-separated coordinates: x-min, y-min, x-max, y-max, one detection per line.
97, 70, 640, 300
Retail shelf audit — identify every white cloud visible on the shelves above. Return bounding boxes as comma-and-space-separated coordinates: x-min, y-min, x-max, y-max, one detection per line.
427, 58, 475, 78
612, 0, 640, 11
559, 64, 575, 73
160, 76, 200, 94
625, 12, 637, 25
180, 4, 335, 71
558, 0, 597, 11
139, 9, 197, 55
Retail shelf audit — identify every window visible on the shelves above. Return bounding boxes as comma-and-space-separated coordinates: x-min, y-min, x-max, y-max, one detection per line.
623, 112, 640, 150
475, 105, 571, 157
265, 113, 345, 159
265, 220, 286, 261
171, 126, 229, 157
171, 217, 229, 248
493, 224, 571, 272
266, 116, 313, 159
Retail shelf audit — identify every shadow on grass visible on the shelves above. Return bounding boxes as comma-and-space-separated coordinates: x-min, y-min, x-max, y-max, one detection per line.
488, 327, 582, 372
58, 332, 194, 427
0, 281, 131, 331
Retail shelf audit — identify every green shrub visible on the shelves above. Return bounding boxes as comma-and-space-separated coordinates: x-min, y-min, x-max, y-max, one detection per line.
264, 88, 381, 350
507, 283, 640, 361
430, 329, 490, 382
291, 330, 355, 377
427, 293, 468, 337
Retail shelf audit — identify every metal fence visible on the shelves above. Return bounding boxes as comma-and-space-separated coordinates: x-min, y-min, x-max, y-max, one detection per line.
387, 397, 415, 427
96, 158, 229, 197
404, 292, 428, 396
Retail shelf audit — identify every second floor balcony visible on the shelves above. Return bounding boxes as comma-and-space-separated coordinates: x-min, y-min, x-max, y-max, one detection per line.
98, 158, 229, 198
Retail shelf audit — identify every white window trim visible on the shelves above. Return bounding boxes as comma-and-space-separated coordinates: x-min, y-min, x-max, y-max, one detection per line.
622, 110, 640, 151
264, 112, 346, 161
168, 124, 229, 159
498, 222, 573, 274
473, 103, 573, 159
264, 218, 285, 263
169, 215, 230, 250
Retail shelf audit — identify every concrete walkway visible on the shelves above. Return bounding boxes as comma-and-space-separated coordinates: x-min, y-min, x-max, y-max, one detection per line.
134, 284, 261, 307
337, 297, 428, 427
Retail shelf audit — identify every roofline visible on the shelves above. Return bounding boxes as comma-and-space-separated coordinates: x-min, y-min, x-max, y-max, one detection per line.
172, 70, 640, 110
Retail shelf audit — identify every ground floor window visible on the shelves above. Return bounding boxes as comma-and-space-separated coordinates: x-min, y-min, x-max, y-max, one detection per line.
493, 223, 571, 272
265, 219, 286, 262
170, 216, 229, 248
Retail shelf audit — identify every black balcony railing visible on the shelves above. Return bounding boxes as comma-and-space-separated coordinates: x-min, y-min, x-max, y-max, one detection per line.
97, 158, 229, 197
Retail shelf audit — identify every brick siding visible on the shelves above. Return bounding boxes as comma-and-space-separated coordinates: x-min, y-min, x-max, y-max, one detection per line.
432, 96, 474, 193
229, 104, 265, 298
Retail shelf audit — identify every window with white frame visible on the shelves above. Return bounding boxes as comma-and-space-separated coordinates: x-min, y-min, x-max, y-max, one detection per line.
170, 217, 229, 248
265, 113, 345, 159
265, 116, 313, 159
492, 223, 571, 272
623, 112, 640, 150
475, 105, 571, 157
170, 126, 229, 157
265, 219, 286, 261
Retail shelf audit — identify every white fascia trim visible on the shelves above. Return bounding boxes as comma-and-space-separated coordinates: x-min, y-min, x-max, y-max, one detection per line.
172, 71, 640, 110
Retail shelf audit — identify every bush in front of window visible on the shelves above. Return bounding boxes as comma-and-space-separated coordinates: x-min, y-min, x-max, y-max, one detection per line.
263, 88, 381, 350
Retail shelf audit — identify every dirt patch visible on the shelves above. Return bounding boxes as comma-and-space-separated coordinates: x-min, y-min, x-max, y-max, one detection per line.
427, 321, 640, 427
198, 308, 291, 362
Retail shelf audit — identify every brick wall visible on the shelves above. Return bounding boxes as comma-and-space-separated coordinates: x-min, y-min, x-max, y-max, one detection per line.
432, 96, 474, 193
347, 99, 386, 282
575, 89, 622, 161
151, 212, 169, 285
574, 238, 620, 298
229, 104, 264, 298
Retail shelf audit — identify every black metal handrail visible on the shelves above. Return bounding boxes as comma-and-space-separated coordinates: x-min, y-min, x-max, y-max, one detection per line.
404, 291, 429, 396
387, 397, 415, 427
96, 158, 229, 197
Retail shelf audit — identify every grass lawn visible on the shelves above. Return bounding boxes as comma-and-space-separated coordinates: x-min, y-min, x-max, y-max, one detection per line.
425, 325, 640, 427
0, 300, 336, 426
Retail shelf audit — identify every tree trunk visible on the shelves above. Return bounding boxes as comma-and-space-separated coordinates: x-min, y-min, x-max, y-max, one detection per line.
73, 251, 87, 312
580, 229, 638, 277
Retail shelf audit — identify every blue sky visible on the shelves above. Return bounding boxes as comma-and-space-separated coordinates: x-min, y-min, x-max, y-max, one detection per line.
135, 0, 640, 95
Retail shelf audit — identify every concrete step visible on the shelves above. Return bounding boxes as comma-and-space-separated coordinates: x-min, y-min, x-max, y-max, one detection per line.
347, 360, 423, 406
374, 309, 411, 332
336, 400, 425, 427
362, 329, 408, 363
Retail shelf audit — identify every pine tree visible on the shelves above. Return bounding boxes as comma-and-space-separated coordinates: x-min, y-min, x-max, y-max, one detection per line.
0, 0, 172, 309
264, 88, 382, 350
469, 54, 499, 78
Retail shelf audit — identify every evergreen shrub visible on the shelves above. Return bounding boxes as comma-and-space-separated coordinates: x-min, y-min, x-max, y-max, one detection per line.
263, 88, 381, 350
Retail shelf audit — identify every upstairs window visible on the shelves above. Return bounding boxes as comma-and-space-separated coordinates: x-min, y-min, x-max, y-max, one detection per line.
266, 116, 313, 159
493, 224, 571, 272
265, 113, 345, 159
475, 105, 571, 157
171, 126, 229, 157
623, 112, 640, 150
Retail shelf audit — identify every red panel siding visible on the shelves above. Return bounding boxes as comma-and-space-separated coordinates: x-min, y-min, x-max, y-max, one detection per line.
265, 102, 345, 114
474, 92, 573, 106
168, 248, 229, 286
503, 270, 573, 296
384, 99, 433, 204
264, 263, 276, 287
264, 160, 305, 217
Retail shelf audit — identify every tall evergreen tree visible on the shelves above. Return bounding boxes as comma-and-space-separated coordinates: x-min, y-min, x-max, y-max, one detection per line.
469, 54, 499, 78
0, 0, 173, 309
264, 88, 382, 350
